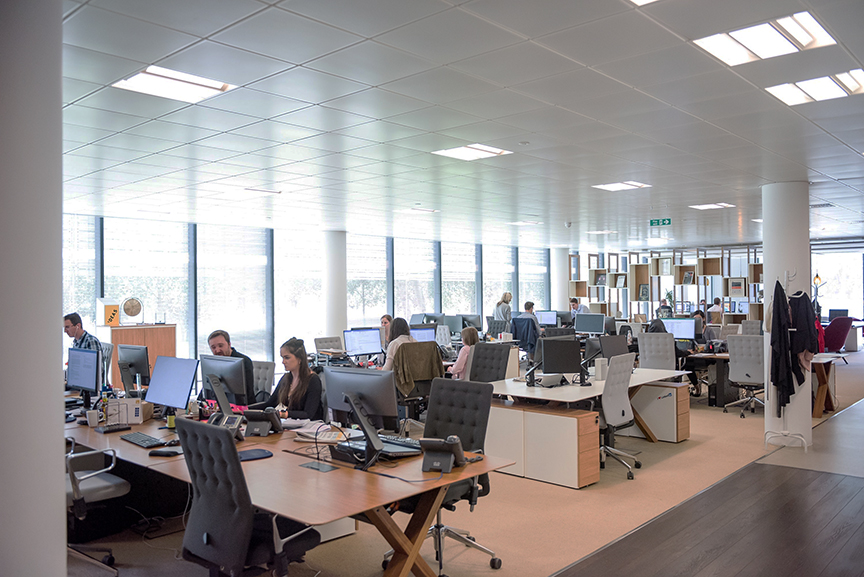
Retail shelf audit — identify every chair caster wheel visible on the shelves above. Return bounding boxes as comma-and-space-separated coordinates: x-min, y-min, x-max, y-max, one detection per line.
723, 408, 728, 413
491, 558, 502, 569
751, 407, 756, 413
740, 413, 746, 419
634, 461, 642, 469
467, 536, 476, 543
382, 560, 389, 570
600, 462, 605, 469
627, 471, 634, 480
102, 555, 115, 566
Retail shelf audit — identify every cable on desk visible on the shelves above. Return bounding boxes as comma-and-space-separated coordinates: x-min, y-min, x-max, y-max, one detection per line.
366, 470, 444, 484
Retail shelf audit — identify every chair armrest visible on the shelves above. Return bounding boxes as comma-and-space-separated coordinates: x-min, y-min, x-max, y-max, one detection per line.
65, 436, 76, 457
66, 449, 118, 498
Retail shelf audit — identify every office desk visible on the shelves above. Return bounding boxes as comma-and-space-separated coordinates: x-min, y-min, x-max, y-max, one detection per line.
811, 353, 844, 418
487, 368, 687, 488
690, 352, 738, 407
68, 418, 511, 577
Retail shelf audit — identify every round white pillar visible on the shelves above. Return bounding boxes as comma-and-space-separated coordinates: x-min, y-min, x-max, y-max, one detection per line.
550, 248, 570, 311
762, 182, 811, 447
323, 231, 348, 337
0, 0, 66, 573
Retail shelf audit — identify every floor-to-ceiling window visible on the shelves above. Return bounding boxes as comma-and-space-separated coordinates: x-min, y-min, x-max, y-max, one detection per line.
196, 224, 270, 360
442, 242, 477, 315
519, 247, 549, 310
103, 218, 193, 357
394, 238, 436, 320
274, 230, 324, 356
62, 214, 97, 361
812, 251, 864, 320
483, 245, 515, 316
346, 234, 388, 329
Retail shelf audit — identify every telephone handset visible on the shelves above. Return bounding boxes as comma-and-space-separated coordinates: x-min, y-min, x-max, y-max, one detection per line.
420, 435, 468, 473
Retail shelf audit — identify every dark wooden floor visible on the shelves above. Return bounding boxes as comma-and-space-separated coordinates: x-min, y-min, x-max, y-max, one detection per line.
554, 463, 864, 577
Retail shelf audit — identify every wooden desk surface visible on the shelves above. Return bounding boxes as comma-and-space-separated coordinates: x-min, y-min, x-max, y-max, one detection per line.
65, 419, 180, 469
491, 368, 688, 403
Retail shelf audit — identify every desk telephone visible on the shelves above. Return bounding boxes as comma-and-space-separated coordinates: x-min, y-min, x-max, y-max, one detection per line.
206, 376, 245, 441
420, 435, 482, 473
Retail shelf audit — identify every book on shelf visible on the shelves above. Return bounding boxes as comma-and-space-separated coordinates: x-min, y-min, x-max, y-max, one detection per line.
682, 271, 694, 285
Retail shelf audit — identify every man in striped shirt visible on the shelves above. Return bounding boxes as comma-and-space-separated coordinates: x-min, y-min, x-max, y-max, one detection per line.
64, 312, 105, 388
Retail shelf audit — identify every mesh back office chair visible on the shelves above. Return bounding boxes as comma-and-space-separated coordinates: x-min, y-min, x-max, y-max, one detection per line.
250, 360, 275, 403
724, 335, 765, 418
384, 378, 500, 574
468, 343, 511, 382
598, 353, 641, 479
176, 419, 320, 577
740, 320, 762, 335
637, 333, 675, 370
720, 324, 741, 339
65, 438, 131, 576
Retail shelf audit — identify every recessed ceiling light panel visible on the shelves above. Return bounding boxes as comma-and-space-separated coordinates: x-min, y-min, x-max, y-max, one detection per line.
694, 34, 757, 66
729, 23, 798, 60
507, 220, 543, 226
586, 230, 617, 235
766, 83, 813, 105
592, 181, 651, 192
431, 143, 513, 161
689, 203, 736, 210
797, 77, 848, 101
767, 69, 864, 106
113, 66, 236, 103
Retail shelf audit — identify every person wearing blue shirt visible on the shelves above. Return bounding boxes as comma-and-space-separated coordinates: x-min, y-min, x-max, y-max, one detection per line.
570, 297, 590, 318
64, 312, 105, 389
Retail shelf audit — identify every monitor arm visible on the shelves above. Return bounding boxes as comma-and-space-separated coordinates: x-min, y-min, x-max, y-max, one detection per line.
343, 392, 384, 471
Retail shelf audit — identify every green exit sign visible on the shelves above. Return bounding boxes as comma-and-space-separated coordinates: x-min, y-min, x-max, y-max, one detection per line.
650, 218, 672, 226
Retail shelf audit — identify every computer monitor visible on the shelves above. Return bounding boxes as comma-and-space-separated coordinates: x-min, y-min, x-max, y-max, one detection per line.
443, 315, 463, 334
410, 327, 436, 342
661, 318, 696, 340
599, 335, 630, 359
424, 313, 445, 325
536, 311, 558, 326
737, 301, 750, 314
343, 327, 384, 356
67, 347, 99, 408
144, 356, 199, 411
829, 309, 848, 321
574, 313, 606, 335
117, 344, 150, 394
323, 366, 399, 469
583, 338, 602, 365
723, 302, 732, 313
200, 354, 248, 406
541, 339, 582, 374
461, 314, 482, 330
556, 310, 573, 326
409, 313, 426, 325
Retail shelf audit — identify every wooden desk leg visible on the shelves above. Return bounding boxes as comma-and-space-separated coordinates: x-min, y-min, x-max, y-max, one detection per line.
366, 486, 447, 577
812, 363, 833, 418
628, 386, 658, 443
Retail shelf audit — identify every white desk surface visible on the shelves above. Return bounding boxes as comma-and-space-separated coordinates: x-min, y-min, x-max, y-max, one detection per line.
491, 368, 688, 403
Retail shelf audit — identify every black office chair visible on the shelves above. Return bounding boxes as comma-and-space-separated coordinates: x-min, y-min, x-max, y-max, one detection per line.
384, 378, 501, 575
604, 316, 617, 335
468, 343, 510, 382
486, 319, 508, 337
544, 327, 575, 338
176, 419, 320, 577
510, 317, 538, 360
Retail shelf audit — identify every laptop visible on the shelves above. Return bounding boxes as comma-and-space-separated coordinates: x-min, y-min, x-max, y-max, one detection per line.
336, 439, 422, 458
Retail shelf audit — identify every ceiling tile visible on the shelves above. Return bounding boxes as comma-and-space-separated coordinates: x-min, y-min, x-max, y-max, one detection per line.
734, 44, 859, 89
160, 105, 259, 131
450, 42, 582, 87
124, 120, 219, 142
76, 86, 189, 118
62, 44, 145, 85
212, 7, 362, 64
323, 89, 430, 119
596, 44, 723, 89
382, 67, 499, 105
376, 9, 522, 64
439, 89, 545, 119
157, 40, 291, 86
201, 88, 309, 118
516, 68, 631, 106
229, 120, 323, 144
333, 120, 426, 143
438, 121, 525, 142
274, 105, 374, 132
386, 106, 481, 132
63, 105, 148, 132
641, 70, 756, 107
88, 0, 264, 37
464, 0, 631, 38
248, 67, 367, 103
63, 77, 103, 104
279, 0, 450, 38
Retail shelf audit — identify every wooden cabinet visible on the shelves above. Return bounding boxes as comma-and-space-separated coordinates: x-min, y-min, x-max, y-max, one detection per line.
568, 280, 588, 298
108, 324, 176, 389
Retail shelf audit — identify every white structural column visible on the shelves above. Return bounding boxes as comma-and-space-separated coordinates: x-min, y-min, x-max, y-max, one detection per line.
323, 231, 348, 337
762, 182, 812, 447
0, 0, 65, 573
550, 248, 571, 311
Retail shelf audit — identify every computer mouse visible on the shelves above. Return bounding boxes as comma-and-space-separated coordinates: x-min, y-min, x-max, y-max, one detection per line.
165, 439, 180, 447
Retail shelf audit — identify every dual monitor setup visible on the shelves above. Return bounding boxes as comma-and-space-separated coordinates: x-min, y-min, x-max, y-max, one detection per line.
528, 333, 632, 387
410, 313, 482, 335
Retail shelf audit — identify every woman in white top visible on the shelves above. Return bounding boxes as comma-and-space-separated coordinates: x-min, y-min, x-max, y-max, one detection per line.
381, 317, 416, 371
493, 292, 512, 322
448, 326, 479, 380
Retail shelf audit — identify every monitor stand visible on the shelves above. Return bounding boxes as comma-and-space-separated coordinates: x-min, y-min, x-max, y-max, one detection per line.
343, 392, 384, 471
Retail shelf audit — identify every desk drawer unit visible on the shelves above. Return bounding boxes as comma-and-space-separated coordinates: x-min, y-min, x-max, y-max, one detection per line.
621, 382, 690, 443
523, 407, 599, 489
487, 400, 525, 476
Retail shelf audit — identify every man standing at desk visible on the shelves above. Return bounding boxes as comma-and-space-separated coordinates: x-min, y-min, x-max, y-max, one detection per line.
207, 330, 255, 405
65, 312, 105, 389
707, 297, 723, 324
570, 297, 590, 318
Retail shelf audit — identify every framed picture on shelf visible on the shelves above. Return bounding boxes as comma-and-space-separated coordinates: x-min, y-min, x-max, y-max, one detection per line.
595, 273, 606, 286
660, 258, 672, 276
638, 284, 650, 301
616, 275, 626, 288
729, 278, 746, 298
682, 271, 694, 285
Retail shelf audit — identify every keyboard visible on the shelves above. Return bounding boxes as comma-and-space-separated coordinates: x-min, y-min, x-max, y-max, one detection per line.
94, 423, 132, 434
378, 434, 421, 449
120, 432, 165, 448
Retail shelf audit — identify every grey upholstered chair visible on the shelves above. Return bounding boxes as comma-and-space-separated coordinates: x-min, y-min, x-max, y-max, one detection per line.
724, 335, 765, 418
250, 360, 275, 403
598, 353, 641, 479
177, 419, 320, 577
637, 332, 675, 370
740, 320, 762, 335
385, 378, 500, 573
66, 438, 131, 575
314, 336, 343, 353
486, 319, 508, 338
467, 343, 510, 382
720, 324, 741, 339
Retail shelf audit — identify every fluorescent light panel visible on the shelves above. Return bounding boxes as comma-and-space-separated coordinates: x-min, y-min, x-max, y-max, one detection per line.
695, 11, 835, 66
586, 230, 617, 235
628, 0, 660, 5
591, 181, 651, 192
431, 143, 513, 161
689, 203, 736, 210
766, 69, 864, 106
113, 66, 235, 103
797, 77, 848, 101
507, 220, 542, 226
752, 218, 764, 223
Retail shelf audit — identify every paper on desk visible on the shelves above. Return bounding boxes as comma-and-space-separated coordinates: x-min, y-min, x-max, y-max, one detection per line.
280, 418, 311, 430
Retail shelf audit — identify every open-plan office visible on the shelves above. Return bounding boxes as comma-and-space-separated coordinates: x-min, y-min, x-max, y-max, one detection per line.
4, 0, 864, 574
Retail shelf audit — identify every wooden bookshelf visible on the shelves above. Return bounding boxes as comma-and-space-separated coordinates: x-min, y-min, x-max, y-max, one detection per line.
588, 302, 608, 315
696, 257, 722, 276
673, 264, 696, 285
628, 263, 650, 302
588, 268, 608, 287
568, 280, 588, 298
608, 272, 627, 289
747, 263, 764, 285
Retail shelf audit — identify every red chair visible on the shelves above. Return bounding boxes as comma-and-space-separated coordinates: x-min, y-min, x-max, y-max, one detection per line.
823, 316, 855, 363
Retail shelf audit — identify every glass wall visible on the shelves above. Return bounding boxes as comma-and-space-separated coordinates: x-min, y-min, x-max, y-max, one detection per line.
442, 242, 477, 315
103, 219, 193, 357
394, 238, 436, 320
274, 230, 324, 354
197, 224, 271, 361
346, 234, 388, 329
519, 247, 549, 310
812, 252, 863, 320
482, 245, 515, 317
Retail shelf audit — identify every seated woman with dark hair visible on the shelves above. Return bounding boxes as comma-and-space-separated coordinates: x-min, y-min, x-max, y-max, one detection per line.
381, 317, 416, 371
259, 337, 323, 421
